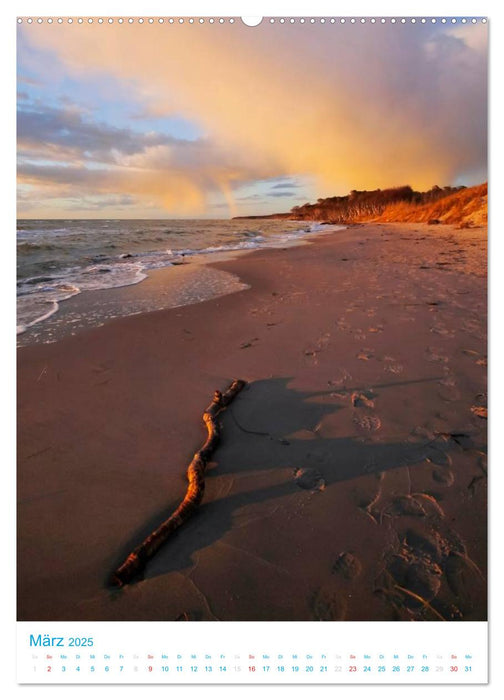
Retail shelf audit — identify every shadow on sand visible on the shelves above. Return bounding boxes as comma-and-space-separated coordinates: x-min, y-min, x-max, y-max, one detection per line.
108, 376, 466, 586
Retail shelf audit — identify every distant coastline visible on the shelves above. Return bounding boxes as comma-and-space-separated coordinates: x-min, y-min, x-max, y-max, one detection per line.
234, 182, 487, 229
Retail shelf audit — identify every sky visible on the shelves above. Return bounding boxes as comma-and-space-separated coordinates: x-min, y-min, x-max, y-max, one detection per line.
17, 18, 488, 219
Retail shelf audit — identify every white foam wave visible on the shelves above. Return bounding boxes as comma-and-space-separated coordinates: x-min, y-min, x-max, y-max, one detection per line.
17, 283, 80, 334
17, 222, 345, 334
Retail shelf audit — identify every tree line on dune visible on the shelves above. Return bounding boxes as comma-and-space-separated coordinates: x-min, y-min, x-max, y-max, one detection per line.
289, 185, 466, 223
234, 182, 486, 227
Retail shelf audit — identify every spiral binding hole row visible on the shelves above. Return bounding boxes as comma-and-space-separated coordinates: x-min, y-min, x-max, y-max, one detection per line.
17, 17, 487, 25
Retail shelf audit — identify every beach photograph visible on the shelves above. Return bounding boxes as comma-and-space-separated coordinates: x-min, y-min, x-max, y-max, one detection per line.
17, 17, 487, 622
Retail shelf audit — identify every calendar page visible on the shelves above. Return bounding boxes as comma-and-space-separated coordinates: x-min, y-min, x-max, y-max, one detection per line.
14, 0, 490, 689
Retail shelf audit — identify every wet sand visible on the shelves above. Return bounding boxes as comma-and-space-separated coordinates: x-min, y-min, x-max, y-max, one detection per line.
17, 222, 487, 621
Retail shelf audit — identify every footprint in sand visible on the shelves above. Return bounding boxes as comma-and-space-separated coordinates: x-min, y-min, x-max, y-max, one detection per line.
312, 332, 330, 349
353, 329, 366, 341
332, 552, 362, 580
351, 391, 375, 408
387, 493, 444, 519
444, 552, 486, 616
388, 555, 443, 606
356, 348, 374, 361
380, 502, 486, 620
303, 349, 319, 365
304, 333, 331, 365
293, 468, 326, 492
462, 319, 484, 337
388, 495, 428, 518
439, 372, 457, 387
431, 324, 455, 338
425, 445, 452, 468
310, 586, 347, 621
384, 362, 404, 375
432, 468, 455, 486
353, 414, 381, 432
425, 347, 449, 363
328, 369, 352, 387
384, 529, 449, 611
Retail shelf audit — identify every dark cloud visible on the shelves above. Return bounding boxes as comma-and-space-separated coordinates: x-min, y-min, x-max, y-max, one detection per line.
17, 102, 282, 189
16, 111, 284, 215
63, 194, 136, 211
269, 181, 300, 190
236, 194, 263, 201
18, 162, 101, 186
17, 104, 176, 162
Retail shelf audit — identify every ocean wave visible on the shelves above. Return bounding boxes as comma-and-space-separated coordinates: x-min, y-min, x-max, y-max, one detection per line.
163, 239, 267, 259
17, 220, 344, 335
17, 283, 80, 334
17, 274, 59, 287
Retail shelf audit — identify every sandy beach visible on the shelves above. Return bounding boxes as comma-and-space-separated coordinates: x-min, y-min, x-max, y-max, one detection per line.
17, 222, 487, 622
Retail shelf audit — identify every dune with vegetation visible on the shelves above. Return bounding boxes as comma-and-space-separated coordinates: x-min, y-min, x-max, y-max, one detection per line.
237, 183, 487, 229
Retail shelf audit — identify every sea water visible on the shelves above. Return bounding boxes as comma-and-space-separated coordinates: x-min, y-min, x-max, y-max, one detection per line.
17, 218, 340, 343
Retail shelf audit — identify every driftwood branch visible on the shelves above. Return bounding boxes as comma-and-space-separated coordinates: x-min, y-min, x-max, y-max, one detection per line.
111, 379, 246, 587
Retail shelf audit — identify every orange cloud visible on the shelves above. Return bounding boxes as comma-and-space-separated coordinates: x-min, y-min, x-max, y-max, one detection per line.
18, 21, 487, 215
